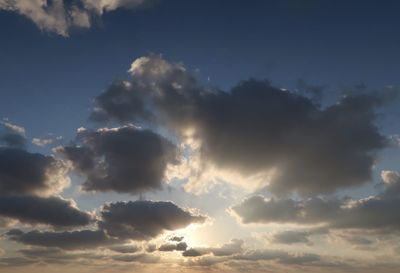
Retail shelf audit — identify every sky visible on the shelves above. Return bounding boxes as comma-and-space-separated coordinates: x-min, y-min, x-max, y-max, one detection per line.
0, 0, 400, 272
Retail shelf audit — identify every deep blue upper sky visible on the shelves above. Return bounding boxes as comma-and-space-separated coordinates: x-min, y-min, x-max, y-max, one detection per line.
1, 0, 400, 140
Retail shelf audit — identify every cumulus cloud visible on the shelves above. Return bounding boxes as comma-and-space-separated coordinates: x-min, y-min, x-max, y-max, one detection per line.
232, 188, 400, 231
158, 242, 187, 252
0, 195, 92, 228
90, 81, 153, 123
59, 126, 178, 193
7, 229, 112, 250
98, 200, 206, 240
90, 55, 391, 196
381, 170, 400, 197
0, 148, 70, 196
0, 0, 155, 36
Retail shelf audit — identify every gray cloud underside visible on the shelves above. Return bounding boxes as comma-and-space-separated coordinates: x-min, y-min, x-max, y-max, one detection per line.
232, 178, 400, 230
158, 242, 187, 252
0, 195, 92, 227
99, 200, 206, 240
5, 200, 205, 251
7, 229, 112, 250
60, 126, 178, 194
0, 147, 69, 196
0, 133, 26, 149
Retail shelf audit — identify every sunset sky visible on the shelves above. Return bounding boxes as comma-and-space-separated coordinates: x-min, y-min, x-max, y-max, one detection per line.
1, 1, 400, 272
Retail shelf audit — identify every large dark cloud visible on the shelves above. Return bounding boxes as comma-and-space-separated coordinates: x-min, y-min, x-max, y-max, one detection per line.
98, 200, 206, 240
60, 126, 178, 193
0, 195, 92, 228
7, 229, 111, 250
0, 148, 70, 196
89, 56, 391, 196
232, 180, 400, 230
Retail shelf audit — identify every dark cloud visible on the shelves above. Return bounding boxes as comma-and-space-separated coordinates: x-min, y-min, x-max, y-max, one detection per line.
0, 133, 26, 149
158, 242, 187, 252
232, 191, 400, 231
0, 121, 26, 149
296, 79, 325, 101
0, 195, 92, 228
271, 228, 327, 245
272, 230, 312, 245
99, 200, 206, 240
0, 148, 70, 196
60, 126, 178, 193
90, 56, 391, 196
90, 81, 152, 123
7, 229, 112, 250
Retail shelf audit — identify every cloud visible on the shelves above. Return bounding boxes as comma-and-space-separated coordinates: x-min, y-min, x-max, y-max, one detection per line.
82, 0, 153, 14
0, 0, 155, 36
0, 121, 26, 149
0, 148, 70, 196
108, 244, 141, 253
182, 239, 244, 257
7, 229, 112, 250
272, 230, 312, 245
270, 228, 327, 245
90, 55, 391, 196
59, 126, 178, 193
111, 253, 160, 263
90, 81, 153, 123
234, 249, 321, 265
0, 195, 92, 228
0, 256, 36, 267
18, 247, 107, 264
1, 121, 25, 135
169, 235, 184, 242
231, 185, 400, 230
98, 200, 206, 240
182, 245, 321, 267
381, 170, 400, 197
32, 135, 62, 147
158, 242, 187, 252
